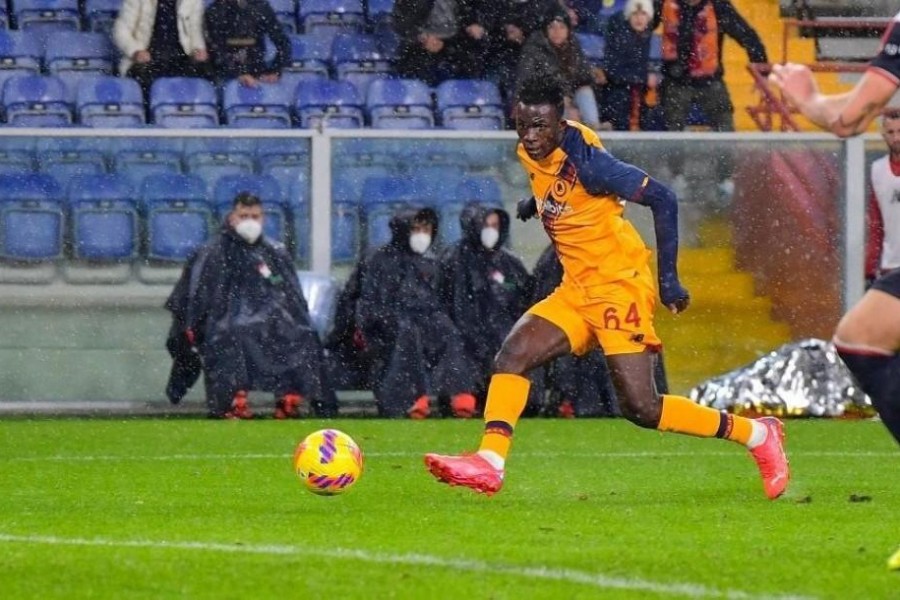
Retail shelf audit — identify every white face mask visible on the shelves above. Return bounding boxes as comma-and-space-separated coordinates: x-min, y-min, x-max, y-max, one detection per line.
409, 232, 432, 255
234, 218, 262, 244
480, 226, 500, 250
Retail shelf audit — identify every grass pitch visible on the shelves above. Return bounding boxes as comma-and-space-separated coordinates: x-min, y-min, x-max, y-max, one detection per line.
1, 418, 897, 599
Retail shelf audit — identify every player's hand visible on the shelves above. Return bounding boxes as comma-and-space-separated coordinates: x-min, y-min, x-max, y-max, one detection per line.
659, 276, 690, 314
516, 196, 538, 221
768, 63, 818, 106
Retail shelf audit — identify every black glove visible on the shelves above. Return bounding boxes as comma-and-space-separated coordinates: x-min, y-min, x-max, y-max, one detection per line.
516, 196, 538, 221
659, 273, 691, 314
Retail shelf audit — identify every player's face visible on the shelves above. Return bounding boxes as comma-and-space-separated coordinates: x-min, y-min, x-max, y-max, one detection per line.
882, 117, 900, 155
515, 103, 564, 161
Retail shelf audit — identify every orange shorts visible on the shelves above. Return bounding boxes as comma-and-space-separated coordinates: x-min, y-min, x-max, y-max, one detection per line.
527, 265, 662, 356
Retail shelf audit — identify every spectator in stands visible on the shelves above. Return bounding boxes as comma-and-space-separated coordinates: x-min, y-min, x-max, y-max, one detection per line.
517, 6, 601, 129
392, 0, 490, 87
204, 0, 290, 86
652, 0, 767, 132
483, 0, 558, 103
866, 109, 900, 288
356, 205, 480, 418
112, 0, 210, 95
598, 0, 662, 131
164, 192, 337, 419
438, 202, 544, 415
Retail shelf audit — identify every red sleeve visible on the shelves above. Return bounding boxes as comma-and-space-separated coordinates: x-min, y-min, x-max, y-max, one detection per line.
866, 189, 884, 278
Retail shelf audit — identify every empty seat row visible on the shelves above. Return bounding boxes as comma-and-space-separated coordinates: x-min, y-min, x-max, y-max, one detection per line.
0, 74, 506, 129
0, 171, 506, 269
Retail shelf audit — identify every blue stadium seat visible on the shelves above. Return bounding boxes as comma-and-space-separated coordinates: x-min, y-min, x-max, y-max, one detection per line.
373, 29, 398, 62
212, 173, 287, 243
76, 76, 145, 127
111, 138, 182, 187
285, 34, 331, 78
366, 78, 434, 129
292, 194, 360, 264
440, 176, 503, 244
222, 79, 293, 128
37, 137, 107, 188
294, 78, 363, 128
183, 138, 255, 193
337, 164, 390, 201
268, 0, 298, 33
150, 77, 219, 128
575, 33, 605, 68
0, 138, 35, 172
256, 138, 310, 200
299, 0, 364, 40
140, 173, 212, 261
435, 79, 504, 130
67, 173, 138, 261
331, 32, 391, 97
84, 0, 119, 32
597, 0, 627, 26
45, 33, 114, 78
0, 3, 9, 28
0, 172, 64, 260
360, 175, 430, 248
366, 0, 393, 31
13, 0, 80, 34
649, 32, 661, 64
0, 32, 41, 94
2, 75, 72, 127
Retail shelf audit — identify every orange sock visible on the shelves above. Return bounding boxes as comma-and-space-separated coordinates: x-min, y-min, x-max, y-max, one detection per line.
478, 373, 531, 460
657, 395, 753, 445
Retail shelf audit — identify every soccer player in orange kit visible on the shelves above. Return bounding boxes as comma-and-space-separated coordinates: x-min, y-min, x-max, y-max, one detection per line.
424, 75, 789, 500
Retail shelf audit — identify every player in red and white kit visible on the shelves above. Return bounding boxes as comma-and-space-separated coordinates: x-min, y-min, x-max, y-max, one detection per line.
867, 109, 900, 285
769, 11, 900, 569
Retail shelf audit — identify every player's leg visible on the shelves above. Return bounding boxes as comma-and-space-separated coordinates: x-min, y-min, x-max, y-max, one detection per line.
424, 289, 590, 494
605, 350, 789, 499
833, 279, 900, 445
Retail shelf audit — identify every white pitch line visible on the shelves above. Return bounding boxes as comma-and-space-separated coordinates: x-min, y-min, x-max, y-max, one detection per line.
0, 450, 897, 463
0, 533, 814, 600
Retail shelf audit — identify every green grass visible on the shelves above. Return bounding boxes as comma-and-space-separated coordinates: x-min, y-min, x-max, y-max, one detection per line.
0, 418, 898, 599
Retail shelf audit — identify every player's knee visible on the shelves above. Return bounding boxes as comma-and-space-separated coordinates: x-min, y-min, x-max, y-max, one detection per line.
618, 396, 661, 429
492, 342, 531, 376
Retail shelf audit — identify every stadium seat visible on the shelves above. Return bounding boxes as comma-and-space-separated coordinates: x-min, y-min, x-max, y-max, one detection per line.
37, 137, 107, 188
366, 78, 434, 129
337, 164, 390, 202
294, 78, 364, 128
649, 33, 662, 65
299, 0, 364, 40
331, 32, 391, 96
183, 138, 255, 192
0, 4, 9, 28
256, 138, 310, 200
111, 137, 182, 187
76, 76, 145, 127
373, 29, 399, 61
67, 173, 137, 261
150, 77, 219, 128
435, 79, 504, 130
360, 175, 427, 248
441, 176, 504, 245
576, 33, 605, 68
0, 172, 64, 261
222, 79, 293, 129
285, 34, 331, 78
293, 187, 360, 264
84, 0, 119, 32
366, 0, 393, 32
45, 32, 114, 78
0, 32, 42, 94
212, 173, 287, 243
2, 75, 72, 127
0, 137, 35, 173
13, 0, 80, 34
140, 173, 212, 261
268, 0, 298, 33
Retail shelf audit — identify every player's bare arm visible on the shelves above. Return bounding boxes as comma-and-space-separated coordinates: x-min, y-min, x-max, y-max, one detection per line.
770, 63, 898, 137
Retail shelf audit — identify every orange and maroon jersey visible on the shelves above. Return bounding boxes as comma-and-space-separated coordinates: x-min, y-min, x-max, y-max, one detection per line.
517, 120, 653, 289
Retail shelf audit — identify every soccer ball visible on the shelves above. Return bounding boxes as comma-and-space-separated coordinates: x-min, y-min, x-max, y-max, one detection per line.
293, 429, 364, 496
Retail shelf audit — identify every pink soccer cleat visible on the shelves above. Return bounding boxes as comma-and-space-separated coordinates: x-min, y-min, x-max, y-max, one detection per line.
424, 453, 504, 496
749, 417, 790, 500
